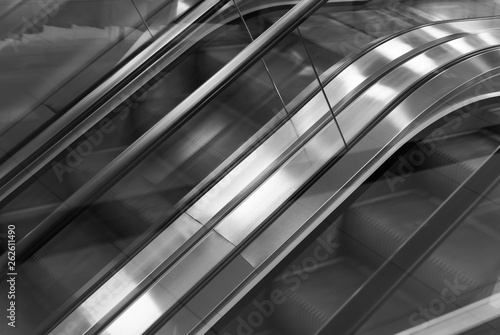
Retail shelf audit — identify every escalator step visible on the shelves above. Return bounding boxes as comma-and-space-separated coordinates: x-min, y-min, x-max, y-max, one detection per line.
424, 130, 500, 169
344, 189, 439, 264
2, 257, 71, 333
92, 186, 174, 244
380, 129, 500, 198
33, 212, 123, 293
271, 257, 419, 335
272, 258, 367, 335
345, 188, 500, 305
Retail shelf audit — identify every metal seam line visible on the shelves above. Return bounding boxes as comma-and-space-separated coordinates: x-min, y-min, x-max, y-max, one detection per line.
297, 26, 348, 148
131, 0, 154, 38
232, 0, 292, 118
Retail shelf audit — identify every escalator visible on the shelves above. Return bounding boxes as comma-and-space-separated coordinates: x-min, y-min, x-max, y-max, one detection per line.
2, 1, 500, 335
0, 0, 383, 334
57, 13, 500, 335
204, 21, 500, 335
210, 100, 500, 335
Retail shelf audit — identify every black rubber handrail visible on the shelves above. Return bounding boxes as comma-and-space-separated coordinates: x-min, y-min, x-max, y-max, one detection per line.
316, 138, 500, 335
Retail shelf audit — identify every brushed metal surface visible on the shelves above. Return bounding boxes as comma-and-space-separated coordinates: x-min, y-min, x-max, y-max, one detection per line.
338, 32, 500, 144
214, 120, 343, 245
50, 213, 203, 335
101, 231, 234, 335
187, 92, 330, 224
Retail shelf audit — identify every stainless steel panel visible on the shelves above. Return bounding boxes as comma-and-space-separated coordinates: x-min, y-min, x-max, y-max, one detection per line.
186, 255, 254, 319
448, 18, 500, 33
394, 292, 500, 335
321, 18, 500, 116
100, 285, 178, 335
187, 92, 330, 224
152, 306, 201, 335
321, 24, 455, 111
241, 200, 314, 267
215, 121, 344, 245
51, 213, 203, 335
101, 231, 234, 335
154, 255, 256, 335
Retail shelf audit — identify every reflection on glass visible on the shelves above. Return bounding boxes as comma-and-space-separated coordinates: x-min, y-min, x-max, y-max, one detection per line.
0, 0, 211, 162
263, 28, 319, 112
0, 1, 150, 158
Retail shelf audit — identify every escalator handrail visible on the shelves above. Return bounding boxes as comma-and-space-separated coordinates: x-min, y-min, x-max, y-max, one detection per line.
0, 0, 329, 272
319, 14, 500, 105
0, 0, 230, 191
48, 11, 476, 334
